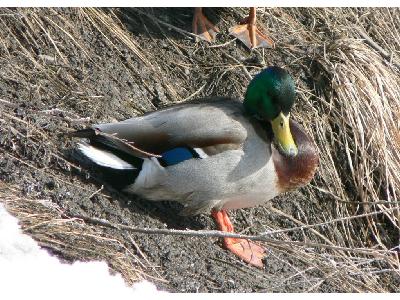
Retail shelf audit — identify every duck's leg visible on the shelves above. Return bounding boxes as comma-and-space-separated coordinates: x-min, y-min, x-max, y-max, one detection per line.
229, 7, 274, 49
192, 7, 219, 42
211, 210, 265, 268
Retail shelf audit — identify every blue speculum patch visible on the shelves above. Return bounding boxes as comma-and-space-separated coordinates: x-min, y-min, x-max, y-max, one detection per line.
160, 147, 198, 166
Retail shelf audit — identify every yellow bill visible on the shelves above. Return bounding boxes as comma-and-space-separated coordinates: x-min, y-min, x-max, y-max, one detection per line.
271, 112, 298, 157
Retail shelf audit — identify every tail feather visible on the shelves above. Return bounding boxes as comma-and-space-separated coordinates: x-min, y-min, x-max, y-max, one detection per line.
74, 142, 143, 190
77, 143, 136, 170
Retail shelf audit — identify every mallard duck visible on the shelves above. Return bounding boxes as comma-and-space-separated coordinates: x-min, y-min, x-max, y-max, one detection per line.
192, 7, 274, 49
70, 66, 319, 268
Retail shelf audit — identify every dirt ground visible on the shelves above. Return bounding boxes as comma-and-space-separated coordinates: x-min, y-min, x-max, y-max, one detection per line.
1, 7, 399, 292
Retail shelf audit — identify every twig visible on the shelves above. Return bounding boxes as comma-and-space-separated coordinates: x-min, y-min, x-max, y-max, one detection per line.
94, 130, 162, 158
312, 185, 400, 205
128, 235, 166, 281
177, 83, 206, 103
88, 185, 104, 199
40, 108, 91, 123
356, 27, 400, 69
222, 51, 253, 81
69, 213, 398, 257
263, 206, 400, 236
209, 38, 237, 48
0, 98, 18, 108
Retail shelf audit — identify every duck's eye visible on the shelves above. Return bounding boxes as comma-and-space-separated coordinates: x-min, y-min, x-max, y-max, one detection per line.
280, 120, 284, 127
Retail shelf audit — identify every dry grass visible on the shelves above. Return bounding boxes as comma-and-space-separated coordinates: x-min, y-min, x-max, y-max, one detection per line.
0, 7, 399, 292
268, 7, 400, 291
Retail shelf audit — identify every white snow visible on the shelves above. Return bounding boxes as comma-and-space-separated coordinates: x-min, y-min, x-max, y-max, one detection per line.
0, 203, 165, 299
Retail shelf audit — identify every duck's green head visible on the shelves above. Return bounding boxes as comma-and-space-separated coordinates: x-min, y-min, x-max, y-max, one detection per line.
244, 66, 298, 157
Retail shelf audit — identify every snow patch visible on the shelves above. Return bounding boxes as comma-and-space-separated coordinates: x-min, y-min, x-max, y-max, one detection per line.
0, 203, 165, 299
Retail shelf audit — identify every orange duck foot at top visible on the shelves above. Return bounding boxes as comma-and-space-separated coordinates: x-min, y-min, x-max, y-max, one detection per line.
192, 7, 274, 49
192, 7, 219, 42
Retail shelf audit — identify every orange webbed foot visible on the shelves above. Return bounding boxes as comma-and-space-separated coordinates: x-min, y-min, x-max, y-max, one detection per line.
224, 237, 265, 268
229, 7, 274, 49
212, 210, 265, 268
192, 7, 219, 42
